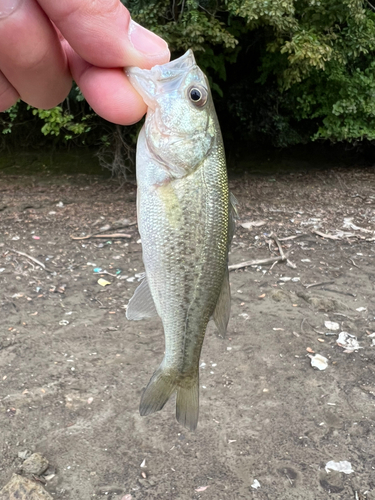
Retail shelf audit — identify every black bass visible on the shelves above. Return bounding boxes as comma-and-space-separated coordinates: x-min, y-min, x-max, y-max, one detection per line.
126, 50, 235, 430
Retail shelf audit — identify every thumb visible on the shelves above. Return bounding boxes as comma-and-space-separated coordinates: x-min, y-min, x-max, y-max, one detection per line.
36, 0, 170, 69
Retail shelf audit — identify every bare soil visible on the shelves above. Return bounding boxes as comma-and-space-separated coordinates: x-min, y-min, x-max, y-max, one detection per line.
1, 164, 375, 500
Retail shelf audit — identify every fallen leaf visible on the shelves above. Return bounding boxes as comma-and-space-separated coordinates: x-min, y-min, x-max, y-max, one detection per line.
98, 278, 111, 287
240, 220, 266, 229
44, 474, 56, 481
258, 293, 266, 298
337, 332, 362, 352
195, 486, 209, 492
306, 347, 314, 353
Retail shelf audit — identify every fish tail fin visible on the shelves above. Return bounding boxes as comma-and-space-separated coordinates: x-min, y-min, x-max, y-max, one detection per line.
139, 365, 176, 416
176, 373, 199, 431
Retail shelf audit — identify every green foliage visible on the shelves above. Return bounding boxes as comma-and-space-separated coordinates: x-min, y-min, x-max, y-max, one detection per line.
2, 0, 375, 157
294, 60, 375, 141
124, 0, 241, 87
31, 107, 92, 141
1, 101, 19, 134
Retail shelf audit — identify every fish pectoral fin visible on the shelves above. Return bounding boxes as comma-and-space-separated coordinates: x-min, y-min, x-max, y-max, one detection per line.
126, 277, 158, 321
213, 268, 231, 337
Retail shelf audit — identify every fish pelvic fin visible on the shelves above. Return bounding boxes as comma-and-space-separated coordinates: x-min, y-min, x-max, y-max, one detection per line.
176, 373, 199, 431
139, 365, 176, 416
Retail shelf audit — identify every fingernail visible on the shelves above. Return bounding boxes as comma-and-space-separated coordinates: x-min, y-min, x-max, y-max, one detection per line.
129, 20, 169, 56
0, 0, 23, 18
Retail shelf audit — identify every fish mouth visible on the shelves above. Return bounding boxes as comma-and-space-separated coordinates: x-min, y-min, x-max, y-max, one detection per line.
127, 49, 196, 82
125, 50, 199, 108
148, 49, 196, 81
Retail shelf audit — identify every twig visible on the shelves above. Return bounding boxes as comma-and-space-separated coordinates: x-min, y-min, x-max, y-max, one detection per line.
271, 232, 286, 259
93, 297, 104, 307
270, 232, 296, 269
229, 255, 285, 271
278, 233, 309, 241
301, 318, 307, 334
9, 249, 53, 273
285, 473, 293, 486
349, 258, 359, 268
312, 230, 341, 240
269, 260, 279, 272
70, 233, 132, 240
333, 312, 355, 320
322, 287, 356, 298
99, 270, 118, 277
304, 281, 334, 289
230, 231, 300, 271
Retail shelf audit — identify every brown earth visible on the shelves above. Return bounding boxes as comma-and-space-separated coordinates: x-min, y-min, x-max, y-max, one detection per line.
1, 164, 375, 500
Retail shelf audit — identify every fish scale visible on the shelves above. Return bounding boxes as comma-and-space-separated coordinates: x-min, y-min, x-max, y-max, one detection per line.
126, 50, 234, 430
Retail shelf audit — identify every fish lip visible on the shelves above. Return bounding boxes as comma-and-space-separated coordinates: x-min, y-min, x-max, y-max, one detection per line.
151, 49, 196, 77
125, 50, 201, 108
125, 49, 197, 85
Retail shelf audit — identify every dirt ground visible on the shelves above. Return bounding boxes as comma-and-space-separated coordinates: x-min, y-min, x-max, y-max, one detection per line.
1, 162, 375, 500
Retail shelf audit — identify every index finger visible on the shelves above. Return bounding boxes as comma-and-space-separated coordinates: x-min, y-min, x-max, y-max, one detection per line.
36, 0, 170, 69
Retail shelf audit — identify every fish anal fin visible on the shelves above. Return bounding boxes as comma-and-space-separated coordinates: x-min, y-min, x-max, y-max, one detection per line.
213, 268, 231, 338
229, 192, 239, 244
126, 277, 158, 321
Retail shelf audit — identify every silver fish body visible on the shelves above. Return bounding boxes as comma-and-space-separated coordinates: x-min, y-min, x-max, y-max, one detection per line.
126, 50, 234, 430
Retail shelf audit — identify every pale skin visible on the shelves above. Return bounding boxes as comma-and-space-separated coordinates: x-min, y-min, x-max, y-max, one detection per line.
0, 0, 170, 124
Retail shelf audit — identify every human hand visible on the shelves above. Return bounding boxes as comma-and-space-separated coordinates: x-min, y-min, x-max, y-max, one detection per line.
0, 0, 170, 124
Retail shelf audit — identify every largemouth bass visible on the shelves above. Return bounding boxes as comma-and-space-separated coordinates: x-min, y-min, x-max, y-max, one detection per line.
126, 50, 236, 431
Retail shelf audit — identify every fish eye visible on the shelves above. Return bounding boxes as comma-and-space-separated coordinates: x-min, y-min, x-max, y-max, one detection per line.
188, 85, 208, 107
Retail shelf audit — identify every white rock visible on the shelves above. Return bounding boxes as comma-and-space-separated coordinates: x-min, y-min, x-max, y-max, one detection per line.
324, 321, 340, 331
325, 461, 353, 474
308, 353, 328, 370
251, 479, 261, 489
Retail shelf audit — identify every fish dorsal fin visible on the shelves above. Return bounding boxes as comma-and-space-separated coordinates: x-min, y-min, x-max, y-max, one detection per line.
126, 277, 158, 321
213, 268, 231, 337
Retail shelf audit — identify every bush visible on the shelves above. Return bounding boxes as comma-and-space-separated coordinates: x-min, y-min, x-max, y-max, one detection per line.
1, 0, 375, 169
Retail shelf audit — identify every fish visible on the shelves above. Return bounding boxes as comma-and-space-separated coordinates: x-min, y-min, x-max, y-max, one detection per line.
125, 49, 236, 431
